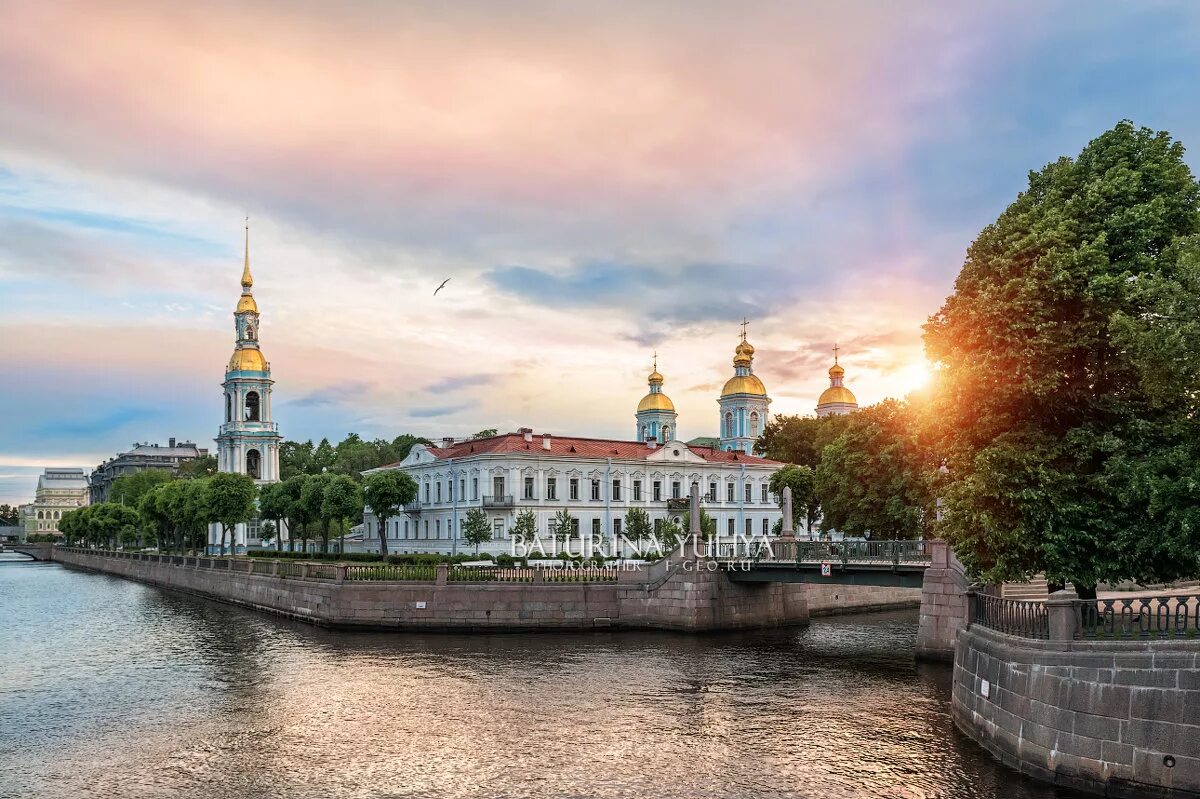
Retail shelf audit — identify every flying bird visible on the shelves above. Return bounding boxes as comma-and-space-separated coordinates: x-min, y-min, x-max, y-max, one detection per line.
434, 278, 451, 296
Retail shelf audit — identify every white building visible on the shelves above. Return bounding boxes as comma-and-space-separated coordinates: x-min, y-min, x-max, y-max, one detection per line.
24, 468, 90, 538
208, 224, 283, 553
363, 430, 784, 556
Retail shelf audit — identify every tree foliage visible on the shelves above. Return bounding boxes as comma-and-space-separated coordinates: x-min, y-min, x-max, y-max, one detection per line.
509, 508, 537, 547
924, 120, 1200, 588
109, 469, 172, 507
815, 399, 937, 540
461, 507, 492, 553
622, 507, 652, 543
280, 434, 433, 481
320, 474, 362, 553
205, 472, 257, 555
768, 464, 817, 533
361, 470, 418, 557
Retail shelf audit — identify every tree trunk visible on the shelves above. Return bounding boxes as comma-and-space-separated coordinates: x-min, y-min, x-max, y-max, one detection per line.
221, 525, 228, 556
378, 514, 390, 558
321, 519, 329, 553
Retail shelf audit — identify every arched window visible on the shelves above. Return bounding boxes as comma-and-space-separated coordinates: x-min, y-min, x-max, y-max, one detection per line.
246, 449, 261, 479
37, 511, 44, 520
53, 510, 60, 519
724, 412, 733, 438
245, 391, 261, 422
662, 425, 671, 441
750, 411, 760, 436
639, 425, 646, 441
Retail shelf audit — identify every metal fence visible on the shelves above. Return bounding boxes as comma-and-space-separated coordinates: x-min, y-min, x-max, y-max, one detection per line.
1077, 594, 1200, 640
713, 539, 930, 565
971, 593, 1049, 639
345, 563, 438, 582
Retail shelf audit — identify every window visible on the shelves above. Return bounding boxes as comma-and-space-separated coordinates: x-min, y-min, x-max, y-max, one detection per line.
493, 519, 504, 540
404, 520, 409, 539
745, 518, 752, 537
671, 481, 681, 499
653, 481, 662, 501
763, 518, 770, 537
725, 412, 733, 437
613, 518, 622, 538
436, 519, 441, 538
245, 391, 261, 421
472, 478, 478, 500
226, 394, 232, 423
424, 520, 429, 538
424, 482, 430, 503
591, 480, 601, 501
750, 411, 759, 437
437, 482, 443, 503
639, 425, 646, 441
448, 481, 454, 502
592, 518, 601, 536
547, 477, 557, 501
728, 518, 735, 536
708, 482, 717, 502
761, 484, 769, 503
745, 483, 753, 503
493, 476, 505, 498
524, 476, 535, 500
727, 482, 735, 503
633, 480, 642, 501
663, 425, 671, 441
246, 449, 261, 479
612, 480, 621, 501
460, 479, 465, 499
570, 478, 580, 500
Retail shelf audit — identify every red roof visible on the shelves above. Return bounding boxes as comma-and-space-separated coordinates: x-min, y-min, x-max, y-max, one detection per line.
384, 432, 782, 468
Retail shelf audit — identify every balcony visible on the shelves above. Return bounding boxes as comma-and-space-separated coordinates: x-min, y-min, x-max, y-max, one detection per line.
403, 501, 422, 514
482, 495, 515, 508
666, 498, 693, 511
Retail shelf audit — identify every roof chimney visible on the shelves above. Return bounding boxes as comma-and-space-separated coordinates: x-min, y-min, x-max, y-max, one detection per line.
542, 434, 552, 450
169, 437, 176, 448
522, 428, 534, 443
442, 437, 455, 448
646, 437, 657, 449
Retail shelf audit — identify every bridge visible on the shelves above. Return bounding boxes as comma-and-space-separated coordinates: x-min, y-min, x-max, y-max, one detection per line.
713, 540, 932, 587
1, 542, 55, 561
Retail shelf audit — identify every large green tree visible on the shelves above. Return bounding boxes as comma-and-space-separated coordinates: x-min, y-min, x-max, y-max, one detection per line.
815, 399, 937, 540
110, 469, 172, 507
177, 454, 218, 479
204, 472, 257, 555
257, 482, 293, 550
319, 474, 361, 553
361, 470, 418, 557
925, 121, 1200, 591
768, 465, 818, 534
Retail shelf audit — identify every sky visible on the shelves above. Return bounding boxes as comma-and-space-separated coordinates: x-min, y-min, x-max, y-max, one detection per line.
2, 0, 1200, 504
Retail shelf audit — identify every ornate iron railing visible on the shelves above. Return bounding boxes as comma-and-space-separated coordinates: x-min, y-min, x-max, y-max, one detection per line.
345, 563, 437, 582
971, 593, 1049, 639
1076, 594, 1200, 639
713, 539, 930, 566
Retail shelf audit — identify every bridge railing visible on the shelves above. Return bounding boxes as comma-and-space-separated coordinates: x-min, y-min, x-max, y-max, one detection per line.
713, 539, 930, 566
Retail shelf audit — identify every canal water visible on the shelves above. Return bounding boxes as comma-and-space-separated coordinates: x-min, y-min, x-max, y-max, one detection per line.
0, 555, 1078, 799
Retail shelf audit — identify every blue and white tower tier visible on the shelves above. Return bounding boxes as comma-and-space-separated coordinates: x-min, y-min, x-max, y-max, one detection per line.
209, 223, 283, 553
635, 356, 678, 443
717, 331, 770, 454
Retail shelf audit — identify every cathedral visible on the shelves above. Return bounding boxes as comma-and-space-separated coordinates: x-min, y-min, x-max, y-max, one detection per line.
208, 224, 283, 553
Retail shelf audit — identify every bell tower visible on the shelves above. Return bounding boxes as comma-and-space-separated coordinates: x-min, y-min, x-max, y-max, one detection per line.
210, 221, 283, 553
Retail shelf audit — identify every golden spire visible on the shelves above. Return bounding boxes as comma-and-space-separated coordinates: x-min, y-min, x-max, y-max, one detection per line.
240, 217, 253, 290
833, 342, 840, 364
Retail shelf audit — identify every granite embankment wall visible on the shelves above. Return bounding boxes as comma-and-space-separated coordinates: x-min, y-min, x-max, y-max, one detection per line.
53, 548, 816, 632
805, 583, 922, 616
955, 609, 1200, 797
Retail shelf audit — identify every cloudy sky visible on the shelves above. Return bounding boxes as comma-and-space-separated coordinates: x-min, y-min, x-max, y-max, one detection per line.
2, 0, 1199, 503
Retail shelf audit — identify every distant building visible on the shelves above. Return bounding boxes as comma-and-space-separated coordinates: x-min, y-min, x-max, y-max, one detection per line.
816, 345, 859, 417
24, 468, 90, 538
89, 438, 209, 503
363, 429, 784, 556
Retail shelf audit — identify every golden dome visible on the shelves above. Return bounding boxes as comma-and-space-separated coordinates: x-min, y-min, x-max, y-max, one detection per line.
648, 369, 664, 384
818, 386, 857, 406
828, 362, 845, 378
736, 340, 755, 357
638, 392, 676, 413
237, 293, 259, 314
721, 374, 767, 397
228, 348, 268, 373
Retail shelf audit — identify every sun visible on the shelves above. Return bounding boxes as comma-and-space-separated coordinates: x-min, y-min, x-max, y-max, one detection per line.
894, 360, 932, 396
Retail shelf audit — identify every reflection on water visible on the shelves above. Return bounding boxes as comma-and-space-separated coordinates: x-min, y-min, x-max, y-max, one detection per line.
0, 556, 1078, 799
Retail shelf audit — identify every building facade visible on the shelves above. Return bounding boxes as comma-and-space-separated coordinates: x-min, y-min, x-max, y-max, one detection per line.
23, 468, 90, 538
362, 430, 784, 556
208, 225, 283, 553
815, 346, 859, 417
89, 438, 209, 503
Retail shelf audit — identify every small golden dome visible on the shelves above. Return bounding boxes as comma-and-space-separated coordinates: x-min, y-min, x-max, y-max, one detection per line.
721, 374, 767, 397
228, 348, 268, 373
648, 370, 664, 384
736, 340, 755, 357
818, 386, 857, 406
237, 293, 258, 314
829, 363, 845, 378
638, 392, 676, 413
